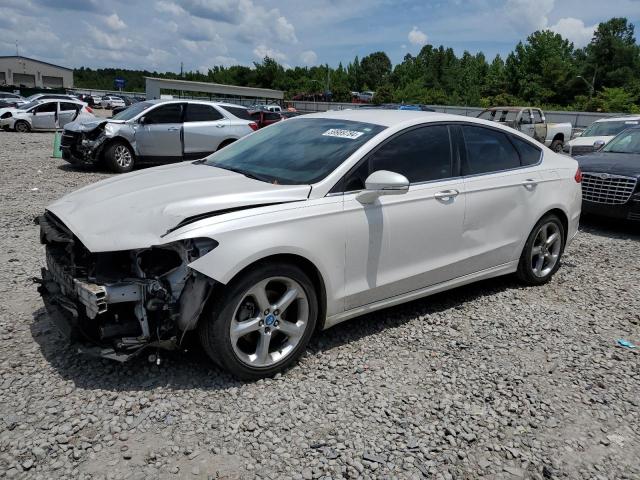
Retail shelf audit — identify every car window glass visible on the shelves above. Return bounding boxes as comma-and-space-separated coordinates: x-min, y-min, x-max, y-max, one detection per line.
35, 102, 57, 114
520, 110, 532, 124
60, 102, 79, 112
265, 112, 281, 120
462, 125, 520, 175
342, 125, 452, 191
223, 106, 252, 120
511, 136, 541, 166
185, 104, 223, 122
144, 104, 184, 124
532, 110, 543, 123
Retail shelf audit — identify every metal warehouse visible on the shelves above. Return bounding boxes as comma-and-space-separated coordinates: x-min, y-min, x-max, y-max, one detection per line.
0, 55, 73, 89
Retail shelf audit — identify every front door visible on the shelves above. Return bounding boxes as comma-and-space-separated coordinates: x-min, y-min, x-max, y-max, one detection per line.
518, 109, 535, 138
342, 124, 467, 310
58, 102, 81, 127
135, 103, 185, 162
31, 102, 58, 130
459, 124, 543, 272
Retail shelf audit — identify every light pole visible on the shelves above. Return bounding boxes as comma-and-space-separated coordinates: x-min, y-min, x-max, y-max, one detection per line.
577, 68, 597, 99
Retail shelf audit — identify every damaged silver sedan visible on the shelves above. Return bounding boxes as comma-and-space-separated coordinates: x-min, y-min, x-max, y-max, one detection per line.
60, 99, 258, 173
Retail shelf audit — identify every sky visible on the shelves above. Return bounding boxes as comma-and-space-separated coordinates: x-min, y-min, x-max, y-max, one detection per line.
1, 0, 639, 72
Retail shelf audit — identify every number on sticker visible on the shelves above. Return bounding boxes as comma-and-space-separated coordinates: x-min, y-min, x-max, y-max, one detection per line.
322, 129, 364, 139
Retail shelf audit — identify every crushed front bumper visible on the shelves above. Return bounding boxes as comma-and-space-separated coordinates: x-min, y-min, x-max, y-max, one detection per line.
60, 130, 105, 166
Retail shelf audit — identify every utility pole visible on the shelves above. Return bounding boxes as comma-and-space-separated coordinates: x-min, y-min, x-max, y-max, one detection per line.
180, 62, 184, 78
577, 66, 597, 100
15, 40, 19, 56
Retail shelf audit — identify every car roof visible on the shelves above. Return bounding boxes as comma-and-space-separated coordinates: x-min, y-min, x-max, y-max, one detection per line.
595, 115, 640, 123
144, 99, 247, 109
303, 109, 467, 127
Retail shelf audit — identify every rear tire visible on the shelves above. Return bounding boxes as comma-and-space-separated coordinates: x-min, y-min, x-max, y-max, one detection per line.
104, 141, 135, 173
14, 120, 30, 133
550, 139, 563, 153
198, 262, 318, 380
516, 214, 565, 285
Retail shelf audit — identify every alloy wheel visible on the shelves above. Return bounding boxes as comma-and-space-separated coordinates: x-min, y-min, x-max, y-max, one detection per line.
15, 122, 29, 133
114, 145, 132, 168
230, 276, 309, 368
530, 221, 562, 277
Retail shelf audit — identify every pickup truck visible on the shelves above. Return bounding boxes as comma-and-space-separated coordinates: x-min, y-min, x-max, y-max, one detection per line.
477, 107, 572, 152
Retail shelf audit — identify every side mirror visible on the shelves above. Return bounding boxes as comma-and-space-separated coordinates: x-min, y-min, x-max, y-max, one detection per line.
356, 170, 409, 204
138, 116, 146, 124
593, 140, 606, 150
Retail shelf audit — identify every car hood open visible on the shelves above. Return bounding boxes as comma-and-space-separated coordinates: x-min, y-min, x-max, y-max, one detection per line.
47, 162, 311, 252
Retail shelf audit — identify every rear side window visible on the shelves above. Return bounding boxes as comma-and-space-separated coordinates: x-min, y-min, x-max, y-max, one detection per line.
223, 106, 252, 120
60, 102, 79, 112
462, 125, 520, 175
145, 104, 184, 124
511, 136, 541, 166
185, 104, 223, 122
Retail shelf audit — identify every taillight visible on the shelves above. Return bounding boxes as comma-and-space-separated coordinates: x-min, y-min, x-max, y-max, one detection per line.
248, 122, 259, 131
85, 106, 93, 113
574, 167, 582, 183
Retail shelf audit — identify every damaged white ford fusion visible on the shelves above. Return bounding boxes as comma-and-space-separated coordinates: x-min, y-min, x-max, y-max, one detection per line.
37, 110, 582, 379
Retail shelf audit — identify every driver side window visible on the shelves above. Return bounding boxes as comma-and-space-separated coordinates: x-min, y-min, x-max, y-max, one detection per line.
144, 104, 184, 124
341, 125, 453, 192
34, 102, 57, 114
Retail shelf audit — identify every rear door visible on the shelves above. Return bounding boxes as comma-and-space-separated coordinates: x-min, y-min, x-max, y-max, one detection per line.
31, 101, 58, 130
342, 124, 467, 309
182, 103, 228, 159
460, 124, 543, 272
135, 103, 185, 162
58, 102, 81, 127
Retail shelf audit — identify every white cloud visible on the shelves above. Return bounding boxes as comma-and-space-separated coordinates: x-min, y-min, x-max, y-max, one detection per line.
156, 1, 184, 15
253, 44, 287, 62
408, 26, 427, 46
401, 44, 407, 49
86, 25, 128, 50
104, 13, 126, 31
549, 17, 596, 46
299, 50, 317, 65
505, 0, 554, 30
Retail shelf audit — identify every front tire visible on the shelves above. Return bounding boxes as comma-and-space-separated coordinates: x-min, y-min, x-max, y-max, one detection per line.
104, 141, 135, 173
550, 139, 563, 153
14, 120, 31, 133
199, 263, 318, 380
516, 214, 565, 285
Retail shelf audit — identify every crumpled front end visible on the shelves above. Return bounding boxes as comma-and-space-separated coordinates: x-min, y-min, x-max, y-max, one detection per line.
60, 121, 126, 166
35, 211, 217, 361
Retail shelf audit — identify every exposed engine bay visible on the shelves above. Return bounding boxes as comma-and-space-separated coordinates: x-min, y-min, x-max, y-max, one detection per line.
60, 121, 112, 165
36, 211, 217, 361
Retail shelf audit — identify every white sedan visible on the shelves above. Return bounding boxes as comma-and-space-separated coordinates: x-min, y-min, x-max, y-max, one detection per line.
0, 99, 94, 132
37, 110, 581, 379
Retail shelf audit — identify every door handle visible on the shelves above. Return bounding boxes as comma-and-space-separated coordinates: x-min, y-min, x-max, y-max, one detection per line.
434, 189, 459, 200
167, 127, 180, 131
215, 124, 225, 128
521, 179, 538, 188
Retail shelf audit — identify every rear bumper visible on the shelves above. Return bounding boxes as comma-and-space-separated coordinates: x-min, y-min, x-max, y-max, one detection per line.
582, 199, 640, 221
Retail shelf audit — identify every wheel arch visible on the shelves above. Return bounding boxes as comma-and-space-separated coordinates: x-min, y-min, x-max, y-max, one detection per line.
199, 252, 328, 331
217, 138, 238, 150
536, 207, 569, 247
552, 132, 564, 142
98, 136, 135, 161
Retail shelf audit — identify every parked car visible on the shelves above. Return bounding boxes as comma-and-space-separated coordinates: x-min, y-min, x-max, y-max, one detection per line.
37, 110, 581, 379
563, 116, 640, 156
101, 95, 126, 109
575, 126, 640, 221
23, 93, 83, 104
110, 97, 139, 117
0, 99, 94, 132
60, 100, 258, 172
249, 109, 283, 128
478, 107, 572, 152
0, 92, 26, 106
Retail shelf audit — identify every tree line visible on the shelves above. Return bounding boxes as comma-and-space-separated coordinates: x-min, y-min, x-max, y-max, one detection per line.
73, 17, 640, 113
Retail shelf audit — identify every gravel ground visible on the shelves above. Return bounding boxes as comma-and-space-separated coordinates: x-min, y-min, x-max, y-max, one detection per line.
0, 130, 639, 480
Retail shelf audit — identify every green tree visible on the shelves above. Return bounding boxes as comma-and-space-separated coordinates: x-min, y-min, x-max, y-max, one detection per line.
360, 52, 392, 90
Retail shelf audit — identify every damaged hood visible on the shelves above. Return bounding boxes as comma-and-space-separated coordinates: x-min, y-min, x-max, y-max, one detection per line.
64, 118, 125, 132
47, 162, 311, 252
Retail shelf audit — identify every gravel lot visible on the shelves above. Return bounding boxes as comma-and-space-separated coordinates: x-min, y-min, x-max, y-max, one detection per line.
0, 130, 639, 480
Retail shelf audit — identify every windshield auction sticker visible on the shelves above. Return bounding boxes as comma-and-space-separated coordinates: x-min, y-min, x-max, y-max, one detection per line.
322, 128, 364, 139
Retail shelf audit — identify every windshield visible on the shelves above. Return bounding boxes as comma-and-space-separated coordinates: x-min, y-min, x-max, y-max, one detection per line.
204, 118, 386, 184
111, 101, 152, 120
582, 120, 639, 137
18, 101, 41, 111
602, 129, 640, 154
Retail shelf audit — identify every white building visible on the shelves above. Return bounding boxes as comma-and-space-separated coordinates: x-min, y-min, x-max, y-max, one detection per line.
0, 55, 73, 89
